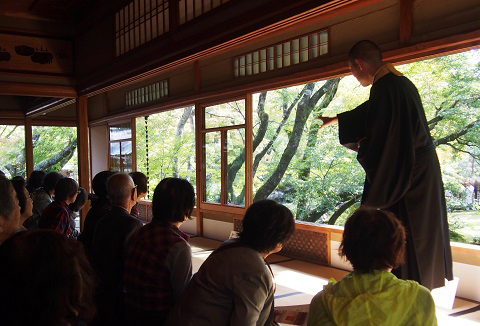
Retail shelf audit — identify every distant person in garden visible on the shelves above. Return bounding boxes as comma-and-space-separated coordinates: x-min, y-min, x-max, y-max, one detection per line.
129, 171, 148, 219
0, 177, 21, 245
308, 208, 437, 326
317, 40, 453, 290
11, 178, 33, 232
38, 177, 79, 238
68, 187, 87, 239
26, 170, 46, 194
124, 178, 195, 325
78, 170, 115, 257
167, 199, 295, 326
28, 171, 63, 229
90, 172, 142, 326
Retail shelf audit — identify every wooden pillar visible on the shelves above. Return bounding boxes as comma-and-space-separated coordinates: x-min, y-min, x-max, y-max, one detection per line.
195, 103, 204, 236
77, 96, 91, 231
25, 117, 34, 178
399, 0, 414, 45
245, 94, 253, 208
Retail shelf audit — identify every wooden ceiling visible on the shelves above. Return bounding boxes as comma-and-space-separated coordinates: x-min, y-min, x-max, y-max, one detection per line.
0, 0, 89, 22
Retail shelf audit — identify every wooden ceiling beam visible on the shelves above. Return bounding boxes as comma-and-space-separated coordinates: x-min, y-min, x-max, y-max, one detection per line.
0, 82, 77, 98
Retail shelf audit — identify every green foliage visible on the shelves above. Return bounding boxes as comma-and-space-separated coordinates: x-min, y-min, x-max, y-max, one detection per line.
136, 107, 196, 200
32, 126, 78, 177
250, 49, 480, 240
0, 125, 26, 178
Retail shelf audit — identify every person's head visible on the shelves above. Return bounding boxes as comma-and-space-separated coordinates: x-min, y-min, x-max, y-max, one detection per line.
0, 170, 5, 178
348, 40, 383, 86
107, 173, 137, 209
43, 172, 64, 196
11, 175, 25, 183
68, 187, 87, 212
0, 230, 96, 324
129, 171, 148, 200
239, 200, 295, 255
92, 171, 115, 198
0, 177, 21, 243
27, 170, 46, 192
54, 177, 79, 205
11, 178, 33, 223
340, 208, 406, 273
152, 178, 195, 225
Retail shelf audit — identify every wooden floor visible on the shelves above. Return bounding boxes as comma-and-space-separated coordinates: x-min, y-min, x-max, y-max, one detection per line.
190, 236, 480, 326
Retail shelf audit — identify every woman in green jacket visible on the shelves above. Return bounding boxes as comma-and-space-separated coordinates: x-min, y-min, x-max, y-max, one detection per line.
308, 208, 437, 326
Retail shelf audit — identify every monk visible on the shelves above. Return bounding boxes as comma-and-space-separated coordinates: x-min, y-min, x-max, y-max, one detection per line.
318, 40, 453, 290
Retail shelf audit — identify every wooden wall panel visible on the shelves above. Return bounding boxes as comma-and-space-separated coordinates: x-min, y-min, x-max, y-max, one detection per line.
0, 33, 73, 75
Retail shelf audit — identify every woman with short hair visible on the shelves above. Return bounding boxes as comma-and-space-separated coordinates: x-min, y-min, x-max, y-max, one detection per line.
124, 177, 195, 325
11, 178, 33, 232
129, 171, 148, 219
38, 177, 79, 238
307, 208, 437, 326
28, 171, 63, 229
167, 199, 295, 326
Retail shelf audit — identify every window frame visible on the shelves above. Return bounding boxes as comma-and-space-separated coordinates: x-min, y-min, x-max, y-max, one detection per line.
108, 119, 136, 173
196, 96, 252, 215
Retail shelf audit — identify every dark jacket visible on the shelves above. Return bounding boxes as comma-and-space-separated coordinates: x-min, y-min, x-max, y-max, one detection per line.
78, 197, 111, 258
90, 206, 142, 326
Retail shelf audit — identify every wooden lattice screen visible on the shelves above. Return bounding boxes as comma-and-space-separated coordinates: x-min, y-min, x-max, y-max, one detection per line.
115, 0, 170, 56
234, 217, 329, 265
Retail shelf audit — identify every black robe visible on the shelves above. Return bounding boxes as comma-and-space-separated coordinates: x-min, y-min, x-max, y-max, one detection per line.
337, 72, 453, 290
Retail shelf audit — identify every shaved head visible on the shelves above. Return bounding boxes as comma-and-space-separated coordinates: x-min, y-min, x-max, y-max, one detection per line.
348, 40, 382, 68
107, 173, 135, 206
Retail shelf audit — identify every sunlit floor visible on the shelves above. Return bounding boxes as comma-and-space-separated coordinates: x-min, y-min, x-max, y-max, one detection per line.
190, 237, 480, 326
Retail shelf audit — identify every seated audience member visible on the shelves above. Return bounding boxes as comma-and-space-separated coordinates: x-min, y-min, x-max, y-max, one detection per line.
124, 178, 195, 325
0, 177, 21, 245
11, 175, 25, 182
0, 230, 96, 325
167, 199, 295, 326
11, 178, 33, 232
307, 208, 437, 326
90, 172, 143, 326
27, 171, 63, 229
26, 170, 46, 194
68, 187, 87, 239
129, 171, 148, 218
38, 177, 79, 238
78, 170, 115, 256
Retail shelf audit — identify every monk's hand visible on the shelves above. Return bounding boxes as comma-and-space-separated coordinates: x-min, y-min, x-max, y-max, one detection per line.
316, 116, 338, 129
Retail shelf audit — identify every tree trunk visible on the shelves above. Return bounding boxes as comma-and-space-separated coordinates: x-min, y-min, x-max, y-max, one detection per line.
296, 78, 340, 219
326, 194, 362, 225
253, 80, 340, 202
34, 139, 77, 173
226, 92, 268, 204
172, 106, 193, 177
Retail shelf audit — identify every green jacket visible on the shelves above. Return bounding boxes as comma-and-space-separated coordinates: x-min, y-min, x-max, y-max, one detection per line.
308, 270, 437, 326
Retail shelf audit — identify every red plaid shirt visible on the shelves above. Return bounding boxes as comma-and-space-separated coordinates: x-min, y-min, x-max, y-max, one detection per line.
38, 200, 73, 238
124, 221, 190, 312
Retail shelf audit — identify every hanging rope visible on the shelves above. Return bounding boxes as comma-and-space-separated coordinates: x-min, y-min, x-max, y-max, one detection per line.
144, 115, 150, 198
